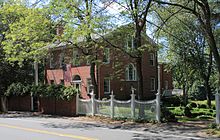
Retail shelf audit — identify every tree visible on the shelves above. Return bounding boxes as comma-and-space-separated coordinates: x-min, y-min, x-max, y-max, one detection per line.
152, 2, 215, 107
49, 0, 112, 96
1, 4, 54, 65
154, 0, 220, 91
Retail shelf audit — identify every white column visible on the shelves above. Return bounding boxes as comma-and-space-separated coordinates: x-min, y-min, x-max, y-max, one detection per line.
131, 89, 135, 119
110, 92, 115, 119
215, 90, 220, 124
156, 93, 161, 122
76, 93, 79, 115
91, 94, 95, 116
158, 65, 161, 95
31, 62, 39, 111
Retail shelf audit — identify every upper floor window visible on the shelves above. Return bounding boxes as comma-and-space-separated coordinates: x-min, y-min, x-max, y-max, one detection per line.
87, 79, 93, 94
150, 77, 156, 91
72, 50, 80, 66
125, 64, 136, 81
125, 36, 134, 50
150, 53, 155, 66
49, 53, 55, 69
165, 80, 168, 90
104, 77, 110, 94
103, 48, 110, 64
59, 52, 65, 68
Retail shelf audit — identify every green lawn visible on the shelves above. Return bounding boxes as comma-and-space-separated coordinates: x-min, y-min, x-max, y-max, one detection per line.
167, 100, 216, 122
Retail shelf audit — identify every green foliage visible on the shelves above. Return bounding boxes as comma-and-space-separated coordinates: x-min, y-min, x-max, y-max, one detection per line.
162, 95, 183, 107
63, 86, 78, 101
31, 84, 47, 97
184, 106, 192, 117
5, 82, 30, 96
161, 106, 177, 122
5, 83, 77, 101
0, 4, 54, 64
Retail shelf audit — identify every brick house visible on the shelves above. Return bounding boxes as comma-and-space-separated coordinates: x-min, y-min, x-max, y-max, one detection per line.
46, 26, 172, 100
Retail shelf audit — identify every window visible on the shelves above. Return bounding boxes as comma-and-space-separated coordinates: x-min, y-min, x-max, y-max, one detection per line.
72, 50, 80, 66
60, 79, 64, 85
104, 78, 110, 94
72, 75, 81, 92
103, 48, 110, 63
165, 80, 168, 89
49, 53, 55, 69
150, 78, 156, 91
87, 79, 93, 94
50, 80, 55, 84
125, 36, 134, 50
125, 64, 136, 81
149, 53, 155, 66
59, 52, 64, 68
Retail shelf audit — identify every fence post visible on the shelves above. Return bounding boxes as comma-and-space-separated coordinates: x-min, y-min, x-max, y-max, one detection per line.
76, 93, 79, 115
131, 88, 135, 119
91, 93, 95, 116
110, 91, 115, 119
156, 93, 161, 122
216, 90, 220, 124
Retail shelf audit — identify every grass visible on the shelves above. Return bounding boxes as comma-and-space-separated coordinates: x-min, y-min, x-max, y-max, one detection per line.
166, 99, 216, 122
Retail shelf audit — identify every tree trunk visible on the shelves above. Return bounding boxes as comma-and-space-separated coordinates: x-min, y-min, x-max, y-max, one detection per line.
182, 83, 188, 106
90, 62, 98, 97
204, 80, 212, 108
0, 96, 7, 112
136, 57, 144, 100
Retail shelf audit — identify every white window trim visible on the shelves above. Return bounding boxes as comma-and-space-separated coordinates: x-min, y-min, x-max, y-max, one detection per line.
59, 52, 64, 68
49, 53, 55, 69
125, 36, 134, 50
104, 78, 110, 94
103, 48, 110, 64
165, 80, 169, 90
86, 78, 92, 94
126, 64, 137, 81
72, 50, 80, 66
150, 53, 155, 66
150, 78, 156, 91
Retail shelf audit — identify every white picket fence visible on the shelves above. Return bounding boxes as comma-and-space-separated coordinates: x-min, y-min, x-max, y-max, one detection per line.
76, 92, 161, 122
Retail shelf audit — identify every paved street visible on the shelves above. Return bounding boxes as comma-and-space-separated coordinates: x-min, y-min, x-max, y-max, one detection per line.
0, 112, 217, 140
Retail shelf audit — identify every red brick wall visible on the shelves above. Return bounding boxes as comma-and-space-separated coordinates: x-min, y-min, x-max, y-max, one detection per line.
46, 66, 91, 99
98, 48, 158, 100
39, 97, 76, 116
7, 96, 31, 111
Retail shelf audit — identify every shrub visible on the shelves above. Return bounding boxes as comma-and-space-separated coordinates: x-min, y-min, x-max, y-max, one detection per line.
5, 83, 77, 101
184, 106, 192, 117
199, 104, 207, 109
31, 84, 47, 97
161, 106, 177, 122
5, 82, 30, 96
62, 86, 78, 101
162, 95, 183, 107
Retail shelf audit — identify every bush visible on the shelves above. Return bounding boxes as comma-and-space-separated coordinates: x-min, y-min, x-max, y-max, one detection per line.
162, 95, 183, 107
198, 104, 207, 109
5, 82, 30, 96
184, 106, 192, 117
161, 106, 177, 122
62, 86, 78, 101
5, 83, 78, 101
